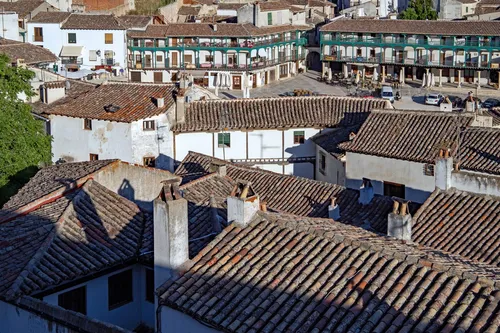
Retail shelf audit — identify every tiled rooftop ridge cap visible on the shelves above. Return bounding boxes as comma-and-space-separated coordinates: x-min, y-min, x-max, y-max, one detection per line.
371, 108, 476, 117
189, 95, 380, 103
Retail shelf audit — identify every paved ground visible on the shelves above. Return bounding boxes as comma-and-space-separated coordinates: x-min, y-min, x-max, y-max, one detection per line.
212, 70, 500, 111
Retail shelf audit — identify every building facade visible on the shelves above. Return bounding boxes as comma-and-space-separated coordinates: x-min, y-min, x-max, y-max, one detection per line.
320, 19, 500, 87
127, 23, 308, 89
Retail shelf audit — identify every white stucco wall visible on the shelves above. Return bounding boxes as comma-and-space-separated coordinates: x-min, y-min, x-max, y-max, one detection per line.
345, 152, 435, 203
315, 146, 346, 186
161, 307, 220, 333
50, 115, 133, 164
0, 13, 20, 41
41, 265, 150, 330
27, 22, 63, 54
451, 171, 500, 197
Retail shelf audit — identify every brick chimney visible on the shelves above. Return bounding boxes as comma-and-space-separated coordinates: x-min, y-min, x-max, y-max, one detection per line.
328, 197, 340, 220
387, 198, 412, 241
227, 180, 260, 228
358, 178, 374, 205
153, 179, 188, 288
435, 148, 453, 191
209, 160, 227, 177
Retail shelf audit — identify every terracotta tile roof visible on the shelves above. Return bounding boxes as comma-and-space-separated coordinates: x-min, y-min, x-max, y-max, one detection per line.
311, 125, 360, 158
43, 83, 176, 122
178, 6, 201, 15
0, 0, 47, 18
308, 0, 335, 7
115, 15, 152, 29
458, 127, 500, 175
216, 3, 246, 9
488, 107, 500, 126
29, 11, 71, 23
0, 38, 58, 65
16, 296, 133, 333
2, 159, 118, 213
159, 211, 500, 333
413, 188, 500, 267
0, 180, 146, 300
128, 23, 310, 38
259, 1, 292, 11
172, 96, 391, 133
320, 17, 500, 36
31, 79, 97, 115
174, 151, 407, 234
61, 14, 125, 30
340, 109, 473, 164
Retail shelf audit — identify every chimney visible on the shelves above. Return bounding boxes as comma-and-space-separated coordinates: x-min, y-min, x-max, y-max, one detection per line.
156, 97, 165, 108
227, 180, 260, 228
210, 195, 222, 233
387, 198, 412, 241
349, 132, 356, 141
435, 148, 453, 191
153, 179, 188, 288
213, 23, 217, 31
175, 91, 186, 123
358, 178, 374, 205
254, 2, 260, 26
209, 160, 227, 177
328, 197, 340, 220
260, 201, 267, 212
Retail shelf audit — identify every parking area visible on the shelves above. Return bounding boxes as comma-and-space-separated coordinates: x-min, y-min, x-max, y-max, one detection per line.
212, 70, 500, 111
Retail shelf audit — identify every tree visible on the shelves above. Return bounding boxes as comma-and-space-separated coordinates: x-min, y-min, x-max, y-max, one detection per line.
399, 0, 438, 20
0, 54, 52, 205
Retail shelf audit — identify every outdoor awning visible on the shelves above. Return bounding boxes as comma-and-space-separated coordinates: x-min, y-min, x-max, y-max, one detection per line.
60, 46, 83, 57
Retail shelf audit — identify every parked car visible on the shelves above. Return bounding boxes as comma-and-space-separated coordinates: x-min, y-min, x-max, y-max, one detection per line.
380, 86, 394, 103
442, 95, 463, 108
482, 98, 500, 109
425, 93, 444, 105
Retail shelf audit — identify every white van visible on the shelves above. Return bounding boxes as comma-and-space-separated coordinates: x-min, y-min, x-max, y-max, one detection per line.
381, 86, 394, 103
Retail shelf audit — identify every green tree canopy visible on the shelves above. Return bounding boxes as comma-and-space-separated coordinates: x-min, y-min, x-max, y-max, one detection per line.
399, 0, 438, 20
0, 54, 52, 205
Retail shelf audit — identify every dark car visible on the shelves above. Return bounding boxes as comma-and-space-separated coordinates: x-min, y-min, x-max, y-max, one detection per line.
443, 95, 463, 108
482, 98, 500, 109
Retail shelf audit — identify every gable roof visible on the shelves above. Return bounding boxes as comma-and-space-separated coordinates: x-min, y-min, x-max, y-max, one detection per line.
259, 1, 292, 11
413, 188, 500, 267
42, 83, 176, 122
0, 180, 145, 300
311, 125, 360, 158
177, 5, 201, 15
159, 210, 500, 333
0, 38, 58, 65
115, 15, 152, 29
0, 0, 47, 18
458, 127, 500, 175
320, 17, 500, 36
61, 14, 125, 30
341, 109, 473, 164
2, 160, 117, 212
29, 11, 71, 23
172, 96, 391, 133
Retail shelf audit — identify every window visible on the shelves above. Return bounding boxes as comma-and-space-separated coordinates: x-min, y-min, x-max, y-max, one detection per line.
156, 54, 163, 62
89, 50, 97, 61
89, 153, 99, 161
384, 181, 405, 199
293, 131, 305, 144
133, 39, 139, 47
145, 269, 154, 303
68, 33, 76, 43
58, 286, 86, 315
267, 12, 272, 25
205, 55, 214, 62
280, 64, 288, 78
184, 54, 193, 64
105, 33, 113, 44
218, 133, 230, 148
143, 156, 156, 167
319, 152, 326, 175
34, 27, 43, 42
131, 71, 141, 82
466, 6, 469, 13
143, 120, 155, 130
108, 269, 133, 310
423, 164, 435, 176
84, 118, 92, 130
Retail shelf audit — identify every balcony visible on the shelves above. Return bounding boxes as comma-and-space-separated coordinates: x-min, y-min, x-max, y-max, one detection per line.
101, 58, 117, 66
61, 57, 83, 65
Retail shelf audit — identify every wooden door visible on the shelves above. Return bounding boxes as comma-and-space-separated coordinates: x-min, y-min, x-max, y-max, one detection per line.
154, 72, 163, 83
131, 71, 141, 82
172, 52, 178, 67
265, 71, 268, 85
232, 75, 241, 89
172, 38, 178, 46
252, 74, 257, 88
145, 54, 152, 68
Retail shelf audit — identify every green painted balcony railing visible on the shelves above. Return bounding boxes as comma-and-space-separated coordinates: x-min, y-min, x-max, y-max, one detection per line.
320, 36, 500, 48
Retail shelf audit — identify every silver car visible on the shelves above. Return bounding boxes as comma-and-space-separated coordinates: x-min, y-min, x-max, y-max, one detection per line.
425, 93, 443, 105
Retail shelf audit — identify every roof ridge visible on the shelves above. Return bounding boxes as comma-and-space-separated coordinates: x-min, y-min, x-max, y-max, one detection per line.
190, 95, 373, 104
372, 108, 475, 117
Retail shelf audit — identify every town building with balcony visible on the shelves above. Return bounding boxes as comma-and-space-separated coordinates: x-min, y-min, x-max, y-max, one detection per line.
320, 18, 500, 88
127, 22, 310, 89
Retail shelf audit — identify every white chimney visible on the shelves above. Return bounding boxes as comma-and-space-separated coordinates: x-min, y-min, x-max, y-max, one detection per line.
227, 181, 260, 228
435, 148, 453, 191
213, 23, 217, 31
175, 91, 186, 123
156, 97, 165, 108
328, 197, 340, 220
153, 179, 188, 289
387, 198, 412, 241
209, 160, 227, 177
358, 178, 374, 205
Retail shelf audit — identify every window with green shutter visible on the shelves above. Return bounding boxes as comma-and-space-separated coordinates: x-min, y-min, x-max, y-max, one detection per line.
68, 33, 76, 44
293, 131, 305, 144
218, 133, 231, 148
267, 12, 272, 25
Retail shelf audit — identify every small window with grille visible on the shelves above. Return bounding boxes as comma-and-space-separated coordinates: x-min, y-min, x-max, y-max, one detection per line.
423, 164, 435, 176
